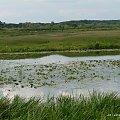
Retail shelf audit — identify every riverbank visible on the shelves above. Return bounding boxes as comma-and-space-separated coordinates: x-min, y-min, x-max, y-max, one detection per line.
0, 49, 119, 59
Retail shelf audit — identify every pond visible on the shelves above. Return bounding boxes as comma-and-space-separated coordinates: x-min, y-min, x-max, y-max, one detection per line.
0, 55, 120, 99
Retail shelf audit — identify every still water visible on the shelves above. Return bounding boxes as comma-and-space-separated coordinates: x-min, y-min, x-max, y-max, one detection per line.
0, 55, 120, 99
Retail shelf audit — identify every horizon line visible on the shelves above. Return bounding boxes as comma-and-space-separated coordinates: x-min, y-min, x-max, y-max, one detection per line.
1, 19, 120, 24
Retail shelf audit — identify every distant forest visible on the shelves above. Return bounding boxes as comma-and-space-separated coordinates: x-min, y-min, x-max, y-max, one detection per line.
0, 20, 120, 31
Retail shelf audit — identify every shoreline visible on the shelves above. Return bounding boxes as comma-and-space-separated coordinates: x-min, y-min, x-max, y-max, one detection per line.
0, 49, 120, 55
0, 49, 119, 60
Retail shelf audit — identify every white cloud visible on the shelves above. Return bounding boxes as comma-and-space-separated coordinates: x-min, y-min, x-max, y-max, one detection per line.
0, 11, 15, 17
0, 0, 119, 23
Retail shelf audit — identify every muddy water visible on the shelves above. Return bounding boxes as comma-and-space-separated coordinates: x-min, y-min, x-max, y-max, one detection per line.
0, 55, 120, 99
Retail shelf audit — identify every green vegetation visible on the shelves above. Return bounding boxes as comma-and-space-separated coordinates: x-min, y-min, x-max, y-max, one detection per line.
0, 50, 120, 60
58, 50, 120, 57
0, 92, 120, 120
0, 20, 120, 30
0, 28, 119, 119
0, 29, 120, 53
0, 53, 52, 60
0, 20, 119, 120
0, 20, 120, 55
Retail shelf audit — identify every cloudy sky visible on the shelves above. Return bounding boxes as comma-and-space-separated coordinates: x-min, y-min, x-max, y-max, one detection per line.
0, 0, 120, 23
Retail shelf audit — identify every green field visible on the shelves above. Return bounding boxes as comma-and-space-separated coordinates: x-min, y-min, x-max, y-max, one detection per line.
0, 29, 120, 53
0, 92, 120, 120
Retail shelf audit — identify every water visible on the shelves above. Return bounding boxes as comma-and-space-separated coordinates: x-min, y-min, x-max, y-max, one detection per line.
0, 55, 120, 99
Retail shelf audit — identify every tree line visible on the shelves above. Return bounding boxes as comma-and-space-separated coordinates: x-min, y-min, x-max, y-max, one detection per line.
0, 20, 120, 31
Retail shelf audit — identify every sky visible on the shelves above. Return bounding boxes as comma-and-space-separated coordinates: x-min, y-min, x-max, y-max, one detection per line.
0, 0, 120, 23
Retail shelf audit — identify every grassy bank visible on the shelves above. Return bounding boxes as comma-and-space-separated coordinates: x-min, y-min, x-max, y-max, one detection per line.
0, 52, 52, 60
0, 50, 119, 60
0, 92, 120, 120
0, 30, 120, 53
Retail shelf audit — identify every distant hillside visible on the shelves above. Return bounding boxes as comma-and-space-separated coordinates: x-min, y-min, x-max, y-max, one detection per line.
0, 20, 120, 31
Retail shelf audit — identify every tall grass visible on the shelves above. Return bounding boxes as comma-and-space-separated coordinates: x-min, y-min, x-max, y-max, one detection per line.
0, 30, 120, 53
0, 92, 120, 120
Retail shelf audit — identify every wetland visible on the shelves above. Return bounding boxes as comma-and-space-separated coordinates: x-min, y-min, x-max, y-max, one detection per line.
0, 55, 119, 99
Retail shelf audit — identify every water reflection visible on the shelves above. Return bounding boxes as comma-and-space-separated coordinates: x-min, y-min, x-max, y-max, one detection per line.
0, 55, 120, 99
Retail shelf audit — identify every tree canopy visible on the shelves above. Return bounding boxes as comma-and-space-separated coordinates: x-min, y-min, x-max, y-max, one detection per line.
0, 20, 120, 31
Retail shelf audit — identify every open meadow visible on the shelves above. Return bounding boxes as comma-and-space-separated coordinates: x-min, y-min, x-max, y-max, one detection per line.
0, 29, 120, 53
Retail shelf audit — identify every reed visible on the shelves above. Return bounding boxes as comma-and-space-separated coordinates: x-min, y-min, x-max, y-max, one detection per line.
0, 92, 120, 120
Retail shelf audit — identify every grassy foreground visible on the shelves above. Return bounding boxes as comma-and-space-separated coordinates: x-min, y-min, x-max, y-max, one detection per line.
0, 92, 120, 120
0, 30, 120, 53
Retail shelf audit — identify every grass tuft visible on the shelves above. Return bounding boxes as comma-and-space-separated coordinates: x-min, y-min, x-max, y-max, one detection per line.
0, 92, 120, 120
